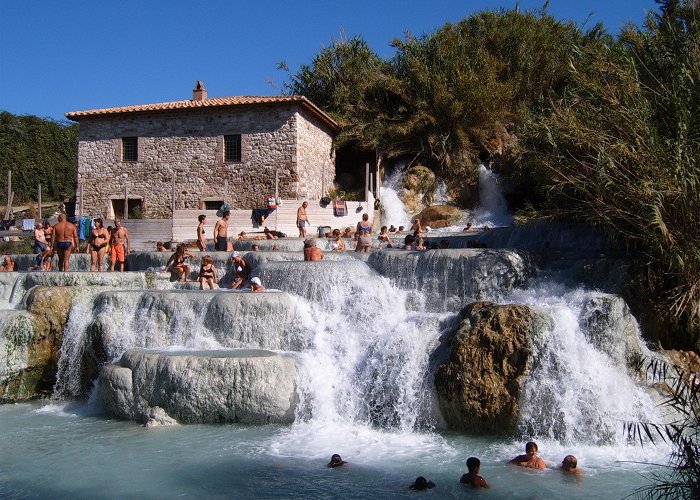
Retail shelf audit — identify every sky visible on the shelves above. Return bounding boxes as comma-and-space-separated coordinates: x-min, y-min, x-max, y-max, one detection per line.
0, 0, 659, 122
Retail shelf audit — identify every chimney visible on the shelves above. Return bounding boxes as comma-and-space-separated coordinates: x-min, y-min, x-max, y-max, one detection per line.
192, 81, 207, 101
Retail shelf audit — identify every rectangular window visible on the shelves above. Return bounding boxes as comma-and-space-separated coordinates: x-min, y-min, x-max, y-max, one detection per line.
122, 137, 138, 162
224, 134, 241, 163
204, 200, 224, 210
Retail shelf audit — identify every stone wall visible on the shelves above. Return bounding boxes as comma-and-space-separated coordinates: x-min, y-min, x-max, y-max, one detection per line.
75, 104, 336, 219
296, 112, 335, 200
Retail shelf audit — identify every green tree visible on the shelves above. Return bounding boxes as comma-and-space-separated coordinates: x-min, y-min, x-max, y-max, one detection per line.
358, 8, 587, 181
0, 111, 78, 204
280, 34, 385, 129
520, 0, 700, 344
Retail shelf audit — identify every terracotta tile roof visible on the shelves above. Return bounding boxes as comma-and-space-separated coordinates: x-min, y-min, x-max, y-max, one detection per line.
66, 95, 339, 131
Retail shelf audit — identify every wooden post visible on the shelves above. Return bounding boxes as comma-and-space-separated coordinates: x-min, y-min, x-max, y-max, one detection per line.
38, 183, 42, 220
275, 168, 279, 201
365, 162, 370, 202
171, 173, 176, 242
172, 174, 176, 214
79, 183, 84, 218
4, 170, 11, 219
124, 184, 129, 220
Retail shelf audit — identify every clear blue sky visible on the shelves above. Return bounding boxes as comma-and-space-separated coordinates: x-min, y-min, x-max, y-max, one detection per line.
0, 0, 658, 122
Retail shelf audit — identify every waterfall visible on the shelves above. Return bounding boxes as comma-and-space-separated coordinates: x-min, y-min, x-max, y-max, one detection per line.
433, 177, 451, 205
52, 288, 107, 398
506, 286, 662, 446
473, 164, 513, 227
256, 259, 444, 429
379, 163, 412, 229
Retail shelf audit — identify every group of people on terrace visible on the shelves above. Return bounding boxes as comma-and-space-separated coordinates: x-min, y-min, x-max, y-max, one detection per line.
27, 214, 130, 273
17, 198, 455, 277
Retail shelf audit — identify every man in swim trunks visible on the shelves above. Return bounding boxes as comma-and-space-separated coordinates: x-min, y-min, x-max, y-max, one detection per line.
51, 213, 79, 272
214, 211, 230, 251
296, 201, 310, 237
34, 223, 49, 254
109, 219, 130, 272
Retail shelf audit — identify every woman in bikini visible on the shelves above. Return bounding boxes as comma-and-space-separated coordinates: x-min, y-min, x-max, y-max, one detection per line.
166, 244, 195, 283
89, 218, 110, 271
198, 255, 217, 290
196, 214, 207, 251
355, 213, 373, 253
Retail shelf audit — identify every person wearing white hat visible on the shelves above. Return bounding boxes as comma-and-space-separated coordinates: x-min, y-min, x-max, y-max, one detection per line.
250, 276, 265, 292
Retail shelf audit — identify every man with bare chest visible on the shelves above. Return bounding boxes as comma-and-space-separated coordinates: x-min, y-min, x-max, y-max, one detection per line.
51, 214, 79, 271
214, 211, 230, 251
110, 219, 130, 272
296, 201, 310, 237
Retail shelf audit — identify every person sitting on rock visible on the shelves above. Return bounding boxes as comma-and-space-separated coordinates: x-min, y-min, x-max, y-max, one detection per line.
510, 441, 546, 469
250, 276, 265, 292
0, 255, 15, 271
327, 454, 346, 468
230, 253, 248, 289
330, 234, 346, 252
165, 244, 195, 283
303, 238, 324, 261
460, 457, 489, 488
198, 255, 217, 290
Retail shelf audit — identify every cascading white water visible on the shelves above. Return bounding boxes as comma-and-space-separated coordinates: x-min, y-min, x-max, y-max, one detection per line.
505, 285, 662, 446
432, 177, 451, 205
379, 163, 413, 229
258, 260, 445, 431
473, 164, 513, 227
379, 162, 513, 231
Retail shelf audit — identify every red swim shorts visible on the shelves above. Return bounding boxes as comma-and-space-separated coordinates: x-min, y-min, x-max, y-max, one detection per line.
110, 243, 125, 263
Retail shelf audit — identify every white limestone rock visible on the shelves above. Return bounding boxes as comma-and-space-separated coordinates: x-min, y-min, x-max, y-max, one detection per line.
99, 348, 298, 424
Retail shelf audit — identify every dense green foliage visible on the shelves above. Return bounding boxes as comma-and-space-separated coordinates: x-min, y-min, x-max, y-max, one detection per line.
0, 111, 78, 204
282, 1, 700, 345
282, 8, 591, 181
627, 356, 700, 499
520, 0, 700, 339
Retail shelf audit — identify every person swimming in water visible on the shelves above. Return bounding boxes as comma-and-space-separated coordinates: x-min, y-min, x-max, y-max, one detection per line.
561, 455, 582, 477
409, 476, 435, 490
460, 457, 489, 488
510, 441, 546, 469
327, 454, 346, 468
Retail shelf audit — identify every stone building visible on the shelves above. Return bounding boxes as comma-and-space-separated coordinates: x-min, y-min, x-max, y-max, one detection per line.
66, 82, 339, 219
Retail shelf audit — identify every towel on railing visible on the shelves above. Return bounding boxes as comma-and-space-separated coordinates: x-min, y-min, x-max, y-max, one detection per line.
333, 200, 347, 217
